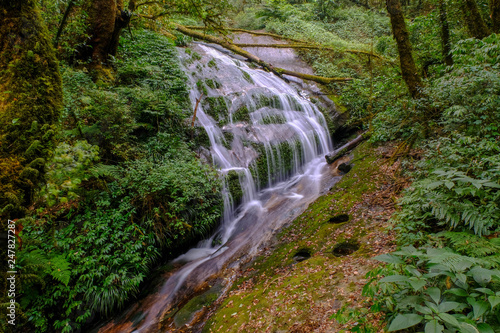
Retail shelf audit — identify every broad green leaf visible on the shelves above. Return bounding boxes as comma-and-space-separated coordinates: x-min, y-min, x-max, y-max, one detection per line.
474, 288, 494, 295
469, 299, 489, 319
438, 301, 461, 313
415, 304, 432, 315
444, 181, 454, 189
425, 301, 439, 313
380, 275, 410, 283
409, 278, 427, 291
427, 181, 443, 189
426, 287, 441, 304
388, 314, 423, 331
469, 267, 493, 285
400, 296, 423, 308
374, 254, 404, 264
477, 323, 495, 333
445, 288, 468, 297
438, 313, 460, 327
425, 319, 444, 333
460, 323, 480, 333
488, 295, 500, 309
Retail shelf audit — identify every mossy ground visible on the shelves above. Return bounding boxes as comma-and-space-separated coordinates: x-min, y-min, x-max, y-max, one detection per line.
202, 142, 408, 332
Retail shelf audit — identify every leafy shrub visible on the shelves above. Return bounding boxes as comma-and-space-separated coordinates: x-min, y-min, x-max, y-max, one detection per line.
40, 141, 99, 208
21, 199, 158, 332
335, 247, 500, 333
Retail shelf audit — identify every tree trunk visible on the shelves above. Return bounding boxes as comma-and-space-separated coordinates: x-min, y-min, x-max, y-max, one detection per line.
438, 0, 453, 66
491, 0, 500, 32
386, 0, 423, 99
83, 0, 131, 69
461, 0, 491, 38
0, 0, 62, 218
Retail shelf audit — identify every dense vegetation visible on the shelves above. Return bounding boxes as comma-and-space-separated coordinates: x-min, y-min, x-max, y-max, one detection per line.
0, 4, 224, 332
1, 0, 499, 332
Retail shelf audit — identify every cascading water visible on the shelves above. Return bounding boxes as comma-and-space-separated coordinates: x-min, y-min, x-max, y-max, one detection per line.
98, 42, 337, 333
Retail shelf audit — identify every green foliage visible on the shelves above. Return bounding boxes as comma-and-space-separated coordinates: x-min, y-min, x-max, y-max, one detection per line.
116, 137, 223, 246
19, 28, 223, 332
21, 198, 158, 332
40, 140, 99, 207
335, 246, 500, 332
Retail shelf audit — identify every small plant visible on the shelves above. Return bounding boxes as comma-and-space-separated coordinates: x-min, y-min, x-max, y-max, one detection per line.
335, 246, 500, 332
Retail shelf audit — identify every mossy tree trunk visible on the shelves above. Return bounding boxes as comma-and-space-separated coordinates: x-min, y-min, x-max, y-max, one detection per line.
439, 0, 453, 66
0, 0, 62, 220
491, 0, 500, 32
386, 0, 423, 99
461, 0, 491, 38
83, 0, 131, 71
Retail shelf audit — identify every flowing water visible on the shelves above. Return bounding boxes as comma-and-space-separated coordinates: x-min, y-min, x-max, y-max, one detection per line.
98, 42, 339, 333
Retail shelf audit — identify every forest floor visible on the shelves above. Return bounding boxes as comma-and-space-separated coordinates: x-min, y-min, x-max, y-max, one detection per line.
201, 141, 413, 332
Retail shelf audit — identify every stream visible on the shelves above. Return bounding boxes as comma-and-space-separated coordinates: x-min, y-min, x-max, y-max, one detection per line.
97, 40, 340, 333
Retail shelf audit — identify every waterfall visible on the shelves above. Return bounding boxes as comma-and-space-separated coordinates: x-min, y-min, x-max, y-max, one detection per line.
98, 43, 335, 333
176, 44, 332, 262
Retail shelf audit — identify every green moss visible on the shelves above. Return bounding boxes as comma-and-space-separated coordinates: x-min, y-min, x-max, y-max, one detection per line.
226, 170, 243, 207
259, 114, 287, 125
240, 69, 254, 84
205, 142, 384, 332
222, 131, 233, 150
192, 51, 202, 61
328, 94, 348, 114
0, 0, 62, 219
207, 59, 218, 69
197, 80, 208, 96
203, 96, 230, 126
250, 140, 303, 189
252, 94, 282, 110
205, 79, 221, 89
232, 105, 250, 123
173, 284, 222, 328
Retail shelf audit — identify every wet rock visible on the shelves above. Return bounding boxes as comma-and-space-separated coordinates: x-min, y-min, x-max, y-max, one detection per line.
337, 163, 352, 174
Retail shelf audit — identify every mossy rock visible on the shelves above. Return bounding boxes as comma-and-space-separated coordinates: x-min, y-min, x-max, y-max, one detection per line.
205, 79, 221, 89
202, 96, 229, 126
226, 170, 243, 207
232, 105, 250, 123
222, 131, 233, 150
250, 140, 303, 189
240, 69, 254, 84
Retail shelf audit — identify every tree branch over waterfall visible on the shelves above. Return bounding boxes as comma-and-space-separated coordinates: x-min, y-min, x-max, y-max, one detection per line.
184, 25, 387, 61
174, 24, 353, 84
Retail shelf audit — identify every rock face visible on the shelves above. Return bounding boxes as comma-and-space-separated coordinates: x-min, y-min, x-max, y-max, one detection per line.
180, 42, 335, 199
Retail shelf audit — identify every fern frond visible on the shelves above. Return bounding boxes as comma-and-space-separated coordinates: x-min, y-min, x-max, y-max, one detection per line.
442, 231, 500, 258
88, 164, 122, 179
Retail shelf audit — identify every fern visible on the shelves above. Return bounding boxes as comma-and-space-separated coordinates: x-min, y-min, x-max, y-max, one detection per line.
441, 231, 500, 259
47, 255, 71, 286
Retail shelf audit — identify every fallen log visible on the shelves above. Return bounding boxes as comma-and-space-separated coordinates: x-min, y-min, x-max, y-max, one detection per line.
174, 24, 353, 84
325, 132, 368, 164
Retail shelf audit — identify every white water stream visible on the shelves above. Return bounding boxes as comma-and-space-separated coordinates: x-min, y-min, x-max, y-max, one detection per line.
98, 43, 336, 333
